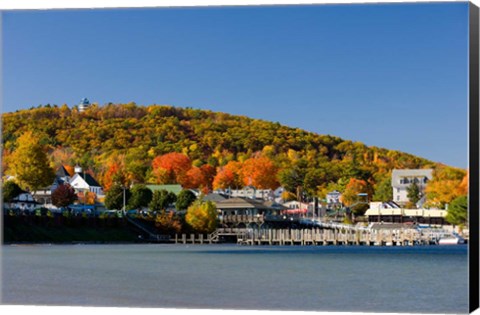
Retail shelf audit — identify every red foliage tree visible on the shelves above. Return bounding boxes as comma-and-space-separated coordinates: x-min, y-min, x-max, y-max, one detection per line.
52, 184, 77, 208
151, 153, 192, 184
200, 164, 216, 192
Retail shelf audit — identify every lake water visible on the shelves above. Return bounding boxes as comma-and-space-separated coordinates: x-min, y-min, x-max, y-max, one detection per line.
1, 244, 469, 313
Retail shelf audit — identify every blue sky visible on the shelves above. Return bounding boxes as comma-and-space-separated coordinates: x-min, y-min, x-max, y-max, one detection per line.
2, 2, 469, 168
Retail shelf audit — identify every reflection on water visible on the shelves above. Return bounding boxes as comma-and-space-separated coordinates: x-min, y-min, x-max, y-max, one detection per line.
1, 244, 468, 313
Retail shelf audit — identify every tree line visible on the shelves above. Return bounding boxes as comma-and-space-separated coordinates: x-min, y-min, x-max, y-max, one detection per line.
1, 103, 468, 223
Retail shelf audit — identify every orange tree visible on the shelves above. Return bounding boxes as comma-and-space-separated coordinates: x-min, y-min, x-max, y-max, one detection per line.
213, 161, 243, 190
151, 152, 192, 184
241, 156, 279, 190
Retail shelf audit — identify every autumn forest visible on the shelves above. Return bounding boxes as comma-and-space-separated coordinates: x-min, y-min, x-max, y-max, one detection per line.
1, 103, 468, 211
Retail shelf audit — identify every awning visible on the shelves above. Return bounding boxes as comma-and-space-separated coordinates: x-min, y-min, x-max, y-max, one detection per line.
281, 208, 308, 214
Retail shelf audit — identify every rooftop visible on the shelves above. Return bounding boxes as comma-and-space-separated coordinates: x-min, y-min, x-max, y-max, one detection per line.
77, 173, 101, 187
146, 184, 183, 195
215, 197, 272, 210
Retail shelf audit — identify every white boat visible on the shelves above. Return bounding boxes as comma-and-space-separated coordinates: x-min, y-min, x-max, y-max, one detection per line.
438, 233, 466, 245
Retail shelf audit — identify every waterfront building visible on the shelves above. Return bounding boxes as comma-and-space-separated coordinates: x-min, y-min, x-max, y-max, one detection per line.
364, 207, 447, 226
8, 192, 38, 212
228, 187, 276, 200
215, 197, 277, 228
391, 169, 433, 206
282, 200, 309, 210
203, 192, 228, 203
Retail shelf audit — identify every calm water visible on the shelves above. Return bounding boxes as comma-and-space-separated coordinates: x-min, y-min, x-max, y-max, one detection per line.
1, 244, 469, 313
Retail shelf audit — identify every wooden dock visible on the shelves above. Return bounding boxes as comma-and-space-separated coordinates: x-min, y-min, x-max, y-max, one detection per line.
237, 228, 427, 246
174, 227, 435, 246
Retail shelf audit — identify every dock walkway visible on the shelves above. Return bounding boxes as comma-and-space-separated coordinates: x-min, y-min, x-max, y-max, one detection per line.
172, 226, 444, 246
236, 227, 426, 246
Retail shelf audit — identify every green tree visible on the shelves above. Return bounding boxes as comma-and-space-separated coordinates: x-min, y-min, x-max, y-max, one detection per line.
445, 195, 468, 227
51, 183, 77, 208
373, 177, 393, 202
304, 169, 326, 197
149, 189, 177, 212
278, 168, 304, 197
185, 200, 217, 233
176, 189, 197, 210
128, 184, 153, 209
9, 131, 55, 193
2, 180, 23, 208
105, 184, 130, 210
407, 182, 421, 206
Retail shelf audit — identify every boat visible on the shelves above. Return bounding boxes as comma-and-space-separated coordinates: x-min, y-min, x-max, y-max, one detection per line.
438, 232, 466, 245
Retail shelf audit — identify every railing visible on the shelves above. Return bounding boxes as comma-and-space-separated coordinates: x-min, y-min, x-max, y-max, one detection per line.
220, 214, 264, 224
237, 227, 427, 246
298, 218, 371, 231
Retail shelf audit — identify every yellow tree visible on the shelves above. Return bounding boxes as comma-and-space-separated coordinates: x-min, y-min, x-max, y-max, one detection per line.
341, 178, 371, 215
10, 131, 55, 193
425, 166, 466, 209
185, 200, 218, 233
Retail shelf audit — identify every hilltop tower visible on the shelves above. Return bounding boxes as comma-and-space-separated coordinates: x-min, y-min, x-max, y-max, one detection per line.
78, 98, 91, 112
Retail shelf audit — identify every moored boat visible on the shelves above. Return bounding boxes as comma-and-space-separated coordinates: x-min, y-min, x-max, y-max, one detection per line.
438, 233, 465, 245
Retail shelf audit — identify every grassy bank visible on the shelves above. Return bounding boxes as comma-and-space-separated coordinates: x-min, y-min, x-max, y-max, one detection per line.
3, 215, 139, 244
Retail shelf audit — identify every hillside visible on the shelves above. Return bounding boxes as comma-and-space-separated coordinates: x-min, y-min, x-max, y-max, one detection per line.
2, 102, 459, 204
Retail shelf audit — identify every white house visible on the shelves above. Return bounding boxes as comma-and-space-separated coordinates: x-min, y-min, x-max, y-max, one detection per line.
69, 165, 104, 196
391, 169, 433, 205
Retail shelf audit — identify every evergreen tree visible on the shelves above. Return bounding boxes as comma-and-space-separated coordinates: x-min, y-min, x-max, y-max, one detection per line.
407, 182, 421, 206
